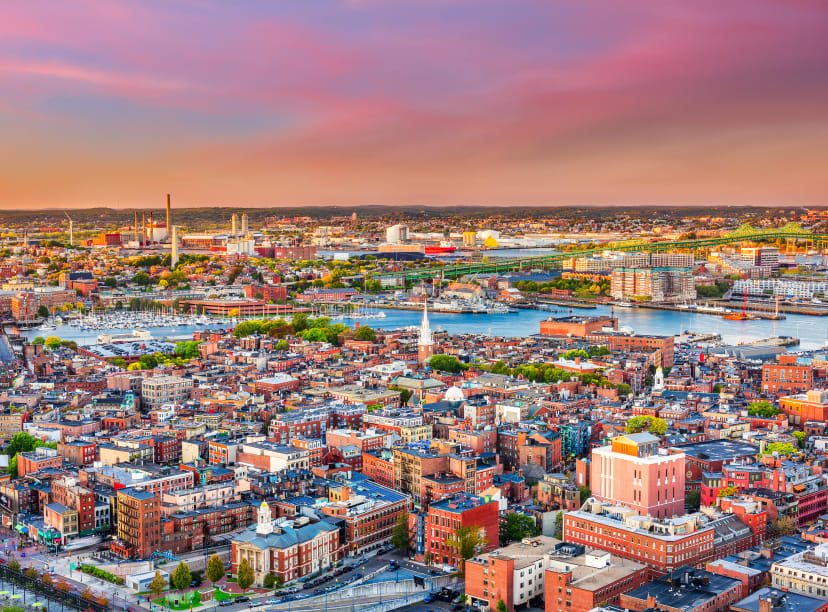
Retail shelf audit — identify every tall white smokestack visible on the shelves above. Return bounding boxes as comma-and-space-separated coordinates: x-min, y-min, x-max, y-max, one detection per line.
171, 226, 179, 268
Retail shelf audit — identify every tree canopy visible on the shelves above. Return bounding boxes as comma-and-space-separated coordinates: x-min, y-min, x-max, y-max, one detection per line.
429, 354, 467, 374
171, 561, 191, 592
501, 513, 539, 544
206, 554, 225, 584
747, 401, 780, 418
625, 416, 668, 436
447, 525, 488, 575
237, 558, 255, 592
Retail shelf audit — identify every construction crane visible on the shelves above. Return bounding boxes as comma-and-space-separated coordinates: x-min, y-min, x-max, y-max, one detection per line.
64, 211, 73, 246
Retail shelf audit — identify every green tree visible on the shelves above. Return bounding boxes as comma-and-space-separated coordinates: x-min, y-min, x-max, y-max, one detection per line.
291, 313, 309, 333
579, 485, 591, 505
686, 489, 701, 510
132, 272, 151, 286
149, 570, 167, 600
37, 305, 50, 318
429, 354, 466, 374
792, 430, 806, 449
747, 401, 780, 418
300, 327, 327, 343
237, 557, 255, 592
44, 336, 62, 350
717, 485, 739, 498
7, 558, 20, 572
554, 511, 563, 540
171, 561, 191, 593
501, 513, 538, 544
103, 277, 118, 288
31, 336, 45, 345
353, 326, 377, 341
447, 525, 487, 576
762, 442, 798, 457
206, 554, 225, 584
391, 512, 410, 552
496, 599, 508, 612
263, 573, 276, 589
771, 516, 797, 537
8, 456, 17, 478
625, 416, 668, 436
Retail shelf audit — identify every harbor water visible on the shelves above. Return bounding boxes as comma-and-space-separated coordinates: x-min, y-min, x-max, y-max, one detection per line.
23, 306, 828, 350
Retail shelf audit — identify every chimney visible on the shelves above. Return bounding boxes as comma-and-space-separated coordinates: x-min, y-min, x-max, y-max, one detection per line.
645, 595, 657, 609
166, 193, 171, 235
171, 226, 178, 268
758, 596, 773, 612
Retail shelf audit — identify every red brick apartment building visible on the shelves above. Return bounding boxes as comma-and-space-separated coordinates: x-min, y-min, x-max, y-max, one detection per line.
409, 494, 499, 569
762, 354, 813, 394
113, 488, 160, 559
585, 331, 675, 367
363, 451, 394, 488
17, 448, 62, 477
57, 440, 97, 466
563, 500, 760, 579
540, 316, 617, 338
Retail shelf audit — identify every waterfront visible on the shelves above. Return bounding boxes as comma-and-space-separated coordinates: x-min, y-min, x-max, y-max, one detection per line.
23, 305, 828, 350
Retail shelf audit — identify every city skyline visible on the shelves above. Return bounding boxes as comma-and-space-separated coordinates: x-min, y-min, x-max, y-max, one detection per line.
1, 0, 827, 209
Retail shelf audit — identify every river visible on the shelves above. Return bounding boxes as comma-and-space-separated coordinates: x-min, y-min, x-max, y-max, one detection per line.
23, 306, 828, 350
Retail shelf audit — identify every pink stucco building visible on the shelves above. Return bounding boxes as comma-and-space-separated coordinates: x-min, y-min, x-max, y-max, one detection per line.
591, 432, 685, 518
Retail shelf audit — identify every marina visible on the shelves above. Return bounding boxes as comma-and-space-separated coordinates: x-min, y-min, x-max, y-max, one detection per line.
21, 302, 828, 351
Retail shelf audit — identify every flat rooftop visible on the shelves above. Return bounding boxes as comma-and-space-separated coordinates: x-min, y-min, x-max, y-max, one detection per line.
671, 439, 759, 461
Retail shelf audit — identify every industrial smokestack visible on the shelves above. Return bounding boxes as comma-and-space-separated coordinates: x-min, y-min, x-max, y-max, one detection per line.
134, 211, 138, 237
241, 213, 248, 236
149, 212, 154, 243
142, 212, 146, 246
166, 193, 171, 237
171, 225, 179, 268
231, 213, 238, 237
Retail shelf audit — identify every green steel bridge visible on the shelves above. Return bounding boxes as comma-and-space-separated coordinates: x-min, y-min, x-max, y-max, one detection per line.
370, 223, 828, 282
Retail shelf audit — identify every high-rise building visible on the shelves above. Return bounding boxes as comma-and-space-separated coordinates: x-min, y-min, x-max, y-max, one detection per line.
386, 224, 409, 244
611, 267, 696, 303
591, 433, 685, 518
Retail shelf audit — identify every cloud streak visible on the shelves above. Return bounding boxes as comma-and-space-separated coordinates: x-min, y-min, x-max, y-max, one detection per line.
0, 0, 827, 208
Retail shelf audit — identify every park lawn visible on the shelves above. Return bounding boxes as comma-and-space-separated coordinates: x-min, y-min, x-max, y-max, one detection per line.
153, 594, 204, 610
213, 588, 247, 601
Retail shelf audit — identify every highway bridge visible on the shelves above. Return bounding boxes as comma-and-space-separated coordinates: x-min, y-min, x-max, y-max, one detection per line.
368, 223, 828, 282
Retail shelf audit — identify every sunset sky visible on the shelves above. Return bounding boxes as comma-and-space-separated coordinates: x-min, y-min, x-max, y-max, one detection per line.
1, 0, 827, 209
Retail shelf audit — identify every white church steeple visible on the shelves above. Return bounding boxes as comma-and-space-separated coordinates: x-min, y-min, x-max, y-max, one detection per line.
418, 286, 434, 364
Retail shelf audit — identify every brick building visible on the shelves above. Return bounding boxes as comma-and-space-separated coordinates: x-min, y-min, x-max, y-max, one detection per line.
409, 494, 499, 569
762, 355, 814, 395
113, 488, 161, 559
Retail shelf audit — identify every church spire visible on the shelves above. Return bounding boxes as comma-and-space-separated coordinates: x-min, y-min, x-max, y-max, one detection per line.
418, 283, 434, 364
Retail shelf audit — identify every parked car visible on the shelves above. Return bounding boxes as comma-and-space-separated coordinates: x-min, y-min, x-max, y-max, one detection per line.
218, 601, 233, 607
424, 594, 435, 603
235, 596, 250, 603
